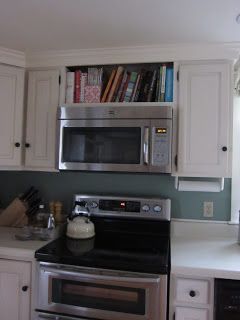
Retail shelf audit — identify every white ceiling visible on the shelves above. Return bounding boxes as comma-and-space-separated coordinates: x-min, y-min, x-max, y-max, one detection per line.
0, 0, 240, 52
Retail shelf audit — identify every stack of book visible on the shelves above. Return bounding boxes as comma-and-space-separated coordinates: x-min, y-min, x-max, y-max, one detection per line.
101, 64, 174, 103
65, 63, 174, 104
66, 67, 103, 103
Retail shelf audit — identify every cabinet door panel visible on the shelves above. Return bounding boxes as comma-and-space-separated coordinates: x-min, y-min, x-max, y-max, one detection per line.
0, 259, 31, 320
178, 63, 231, 177
0, 65, 24, 166
175, 307, 208, 320
25, 70, 59, 169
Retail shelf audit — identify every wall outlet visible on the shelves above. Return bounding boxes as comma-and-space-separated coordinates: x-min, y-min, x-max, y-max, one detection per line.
203, 201, 213, 217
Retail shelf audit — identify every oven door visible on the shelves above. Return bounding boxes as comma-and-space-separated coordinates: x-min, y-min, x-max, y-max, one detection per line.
58, 119, 152, 172
37, 262, 167, 320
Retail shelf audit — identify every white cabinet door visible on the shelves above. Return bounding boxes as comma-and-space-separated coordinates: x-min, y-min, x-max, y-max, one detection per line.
175, 307, 208, 320
0, 65, 24, 166
0, 259, 31, 320
25, 70, 60, 170
178, 62, 231, 177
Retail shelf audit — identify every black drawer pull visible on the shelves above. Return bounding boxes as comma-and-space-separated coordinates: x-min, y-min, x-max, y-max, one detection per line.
22, 285, 28, 292
25, 143, 30, 148
15, 142, 20, 148
222, 146, 227, 152
189, 290, 196, 297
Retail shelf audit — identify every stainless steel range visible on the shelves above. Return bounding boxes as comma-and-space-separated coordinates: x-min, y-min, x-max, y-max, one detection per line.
35, 195, 171, 320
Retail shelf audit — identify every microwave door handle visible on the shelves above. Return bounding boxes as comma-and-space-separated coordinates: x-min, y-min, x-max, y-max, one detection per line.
143, 127, 149, 165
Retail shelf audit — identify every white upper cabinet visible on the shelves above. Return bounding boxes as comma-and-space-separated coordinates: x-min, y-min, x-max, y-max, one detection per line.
0, 65, 24, 166
25, 70, 60, 170
177, 61, 232, 177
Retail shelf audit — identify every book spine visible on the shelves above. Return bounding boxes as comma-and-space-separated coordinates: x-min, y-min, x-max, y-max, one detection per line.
147, 70, 157, 102
160, 65, 167, 102
66, 72, 74, 103
123, 72, 138, 102
134, 70, 145, 102
101, 68, 116, 103
119, 72, 131, 102
112, 70, 124, 102
74, 70, 81, 103
130, 73, 140, 102
80, 73, 87, 103
156, 67, 163, 102
115, 70, 128, 102
106, 66, 124, 102
155, 70, 160, 102
165, 67, 174, 102
142, 71, 153, 102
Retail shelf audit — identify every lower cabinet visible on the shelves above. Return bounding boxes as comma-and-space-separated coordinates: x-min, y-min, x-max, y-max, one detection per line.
175, 307, 208, 320
0, 259, 31, 320
170, 275, 214, 320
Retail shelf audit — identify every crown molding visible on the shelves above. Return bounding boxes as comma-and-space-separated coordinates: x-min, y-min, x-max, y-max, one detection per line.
0, 42, 239, 69
26, 42, 240, 68
0, 46, 26, 67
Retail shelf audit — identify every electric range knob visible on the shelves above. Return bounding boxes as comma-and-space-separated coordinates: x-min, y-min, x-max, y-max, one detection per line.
153, 205, 162, 213
90, 201, 98, 208
142, 204, 150, 212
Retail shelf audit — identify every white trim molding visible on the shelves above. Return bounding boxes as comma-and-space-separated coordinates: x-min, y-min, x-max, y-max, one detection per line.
26, 42, 240, 68
0, 46, 25, 67
0, 42, 239, 68
231, 94, 240, 223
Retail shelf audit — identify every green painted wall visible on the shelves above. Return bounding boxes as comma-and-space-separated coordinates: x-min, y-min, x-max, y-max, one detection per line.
0, 171, 231, 221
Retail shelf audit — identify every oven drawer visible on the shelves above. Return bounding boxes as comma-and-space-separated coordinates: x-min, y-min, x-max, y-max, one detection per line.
37, 262, 167, 320
175, 277, 210, 304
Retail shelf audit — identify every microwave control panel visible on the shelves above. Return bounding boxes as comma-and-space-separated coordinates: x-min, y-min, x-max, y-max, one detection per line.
152, 127, 170, 166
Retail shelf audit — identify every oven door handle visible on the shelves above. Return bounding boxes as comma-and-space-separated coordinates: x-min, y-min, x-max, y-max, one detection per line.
41, 265, 160, 284
143, 127, 149, 165
38, 312, 89, 320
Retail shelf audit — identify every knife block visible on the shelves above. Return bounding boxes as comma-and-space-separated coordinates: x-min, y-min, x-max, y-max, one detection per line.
0, 198, 28, 227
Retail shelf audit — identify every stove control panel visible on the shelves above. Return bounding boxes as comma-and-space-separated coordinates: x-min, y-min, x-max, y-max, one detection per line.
73, 195, 171, 221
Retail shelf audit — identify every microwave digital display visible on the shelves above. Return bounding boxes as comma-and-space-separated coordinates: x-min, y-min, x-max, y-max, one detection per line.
155, 128, 167, 134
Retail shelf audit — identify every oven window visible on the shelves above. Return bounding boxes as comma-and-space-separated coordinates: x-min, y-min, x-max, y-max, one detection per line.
62, 127, 141, 164
51, 278, 145, 315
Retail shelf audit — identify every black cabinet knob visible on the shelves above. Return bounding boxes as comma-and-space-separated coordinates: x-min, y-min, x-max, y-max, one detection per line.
15, 142, 20, 147
22, 285, 28, 292
25, 143, 30, 148
222, 146, 228, 152
189, 290, 196, 297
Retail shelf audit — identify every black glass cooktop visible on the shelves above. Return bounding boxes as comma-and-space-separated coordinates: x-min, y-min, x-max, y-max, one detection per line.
35, 218, 170, 274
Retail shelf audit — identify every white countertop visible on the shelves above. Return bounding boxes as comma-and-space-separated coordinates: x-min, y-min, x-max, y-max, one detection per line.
0, 227, 50, 261
171, 220, 240, 280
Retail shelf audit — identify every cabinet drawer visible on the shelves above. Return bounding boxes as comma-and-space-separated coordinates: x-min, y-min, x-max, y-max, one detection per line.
175, 278, 210, 304
175, 307, 208, 320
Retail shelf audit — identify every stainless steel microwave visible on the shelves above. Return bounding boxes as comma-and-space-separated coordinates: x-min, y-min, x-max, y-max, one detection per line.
57, 105, 173, 173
